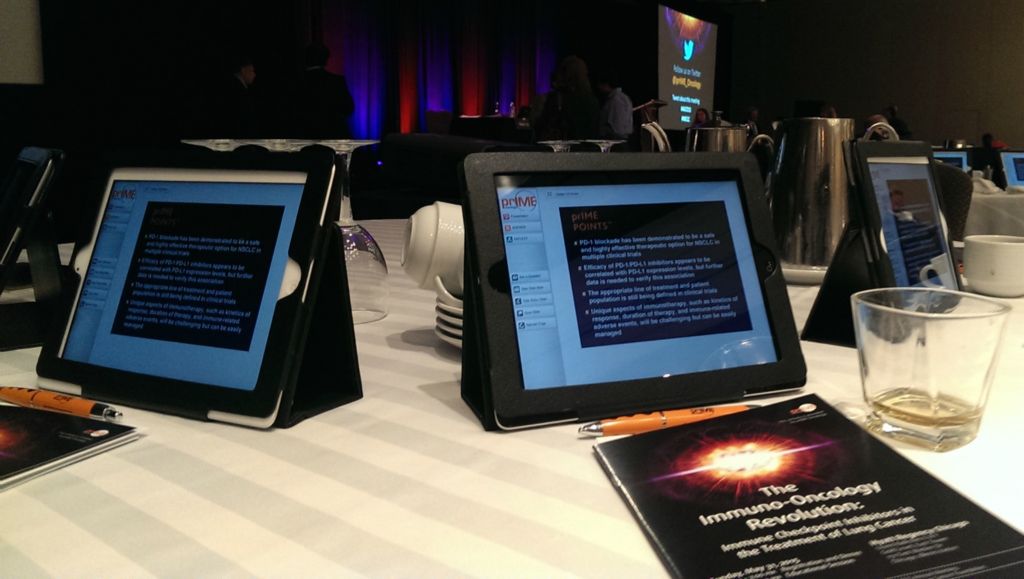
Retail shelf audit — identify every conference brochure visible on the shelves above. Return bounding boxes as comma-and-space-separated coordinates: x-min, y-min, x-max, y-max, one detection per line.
0, 404, 140, 491
595, 394, 1024, 578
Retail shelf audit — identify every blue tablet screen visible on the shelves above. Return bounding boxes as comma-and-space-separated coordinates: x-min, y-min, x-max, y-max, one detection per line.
1001, 152, 1024, 187
866, 158, 956, 288
62, 173, 304, 391
933, 151, 968, 171
496, 175, 777, 391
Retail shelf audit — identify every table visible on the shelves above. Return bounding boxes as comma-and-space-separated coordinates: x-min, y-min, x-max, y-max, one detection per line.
450, 115, 532, 143
2, 220, 1022, 577
965, 193, 1024, 236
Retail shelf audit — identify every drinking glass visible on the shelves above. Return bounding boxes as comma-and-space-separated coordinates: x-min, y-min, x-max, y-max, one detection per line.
180, 137, 388, 324
317, 140, 387, 324
851, 287, 1011, 451
584, 139, 625, 153
537, 140, 578, 153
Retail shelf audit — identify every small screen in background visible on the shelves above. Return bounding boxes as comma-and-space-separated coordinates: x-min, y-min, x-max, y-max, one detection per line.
933, 152, 968, 171
496, 175, 777, 391
1000, 152, 1024, 187
866, 159, 956, 288
62, 175, 304, 391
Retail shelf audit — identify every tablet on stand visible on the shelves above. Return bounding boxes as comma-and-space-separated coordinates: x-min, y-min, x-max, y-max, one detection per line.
0, 147, 65, 351
460, 152, 806, 430
36, 146, 362, 428
803, 140, 959, 347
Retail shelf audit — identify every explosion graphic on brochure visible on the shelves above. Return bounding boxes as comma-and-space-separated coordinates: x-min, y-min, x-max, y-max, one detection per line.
648, 422, 845, 502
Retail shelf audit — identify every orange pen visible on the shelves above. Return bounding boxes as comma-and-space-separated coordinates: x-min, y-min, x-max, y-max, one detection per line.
578, 405, 754, 437
0, 386, 122, 421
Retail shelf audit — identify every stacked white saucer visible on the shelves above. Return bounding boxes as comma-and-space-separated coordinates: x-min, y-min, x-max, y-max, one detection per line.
433, 275, 463, 349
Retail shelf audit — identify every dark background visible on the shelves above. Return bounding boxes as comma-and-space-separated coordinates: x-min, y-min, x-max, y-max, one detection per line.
2, 0, 1018, 234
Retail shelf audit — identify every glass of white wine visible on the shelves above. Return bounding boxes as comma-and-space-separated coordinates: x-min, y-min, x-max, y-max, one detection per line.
851, 287, 1011, 451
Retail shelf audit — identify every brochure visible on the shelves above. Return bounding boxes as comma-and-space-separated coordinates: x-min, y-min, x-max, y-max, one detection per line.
0, 404, 140, 491
595, 394, 1024, 578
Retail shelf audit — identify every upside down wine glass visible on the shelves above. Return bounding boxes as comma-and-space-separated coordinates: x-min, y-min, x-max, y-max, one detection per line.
318, 140, 388, 324
586, 139, 625, 153
181, 138, 388, 324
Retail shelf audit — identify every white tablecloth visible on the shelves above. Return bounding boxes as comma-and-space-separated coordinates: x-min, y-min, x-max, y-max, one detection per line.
1, 219, 1022, 577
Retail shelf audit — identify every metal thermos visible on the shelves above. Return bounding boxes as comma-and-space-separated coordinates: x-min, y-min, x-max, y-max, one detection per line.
683, 125, 749, 152
766, 117, 856, 269
683, 111, 750, 153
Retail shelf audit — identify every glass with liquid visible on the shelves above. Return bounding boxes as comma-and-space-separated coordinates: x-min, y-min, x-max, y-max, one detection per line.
851, 288, 1011, 451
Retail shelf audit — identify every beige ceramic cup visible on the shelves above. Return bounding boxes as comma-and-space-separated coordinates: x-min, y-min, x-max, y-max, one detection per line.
963, 235, 1024, 298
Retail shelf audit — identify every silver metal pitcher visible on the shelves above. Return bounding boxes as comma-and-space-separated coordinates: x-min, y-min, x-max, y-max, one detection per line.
766, 117, 856, 271
683, 125, 749, 152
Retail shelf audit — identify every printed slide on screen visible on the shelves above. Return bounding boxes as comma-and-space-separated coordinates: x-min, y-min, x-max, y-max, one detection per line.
658, 5, 718, 130
111, 202, 283, 350
559, 201, 752, 349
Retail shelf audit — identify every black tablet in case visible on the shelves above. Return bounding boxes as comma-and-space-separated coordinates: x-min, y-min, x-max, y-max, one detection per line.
36, 146, 361, 428
0, 147, 65, 351
802, 140, 958, 347
460, 152, 806, 430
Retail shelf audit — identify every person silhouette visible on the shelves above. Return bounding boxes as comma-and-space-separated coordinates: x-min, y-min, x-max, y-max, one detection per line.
534, 55, 599, 141
592, 67, 633, 141
691, 107, 709, 128
209, 53, 258, 138
295, 43, 355, 138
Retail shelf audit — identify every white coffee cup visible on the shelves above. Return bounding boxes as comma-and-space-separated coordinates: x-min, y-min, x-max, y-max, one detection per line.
918, 254, 956, 288
401, 201, 465, 296
963, 234, 1024, 298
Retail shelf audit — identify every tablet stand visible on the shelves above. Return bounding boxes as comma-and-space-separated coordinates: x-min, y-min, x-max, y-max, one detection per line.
800, 223, 875, 348
275, 226, 363, 427
460, 233, 502, 431
0, 211, 65, 351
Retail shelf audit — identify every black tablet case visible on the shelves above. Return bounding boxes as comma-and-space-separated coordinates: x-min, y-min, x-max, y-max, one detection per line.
461, 223, 499, 430
802, 144, 953, 348
0, 148, 66, 351
460, 153, 807, 431
35, 146, 361, 428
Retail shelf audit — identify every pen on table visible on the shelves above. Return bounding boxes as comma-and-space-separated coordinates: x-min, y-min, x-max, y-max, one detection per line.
578, 404, 755, 437
0, 386, 122, 421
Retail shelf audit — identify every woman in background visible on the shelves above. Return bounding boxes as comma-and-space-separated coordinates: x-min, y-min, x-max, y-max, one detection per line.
535, 55, 599, 141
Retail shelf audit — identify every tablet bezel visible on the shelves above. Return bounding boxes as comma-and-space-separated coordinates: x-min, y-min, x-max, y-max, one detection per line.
999, 150, 1024, 187
36, 147, 336, 424
932, 150, 970, 172
847, 140, 959, 291
462, 152, 806, 429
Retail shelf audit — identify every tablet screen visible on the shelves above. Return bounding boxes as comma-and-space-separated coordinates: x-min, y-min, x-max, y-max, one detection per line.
866, 158, 955, 288
932, 151, 969, 171
496, 173, 777, 391
60, 169, 305, 391
1000, 152, 1024, 187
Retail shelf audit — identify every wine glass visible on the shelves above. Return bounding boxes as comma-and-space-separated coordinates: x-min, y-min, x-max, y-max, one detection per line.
537, 140, 579, 153
180, 138, 388, 324
584, 139, 625, 153
316, 140, 388, 324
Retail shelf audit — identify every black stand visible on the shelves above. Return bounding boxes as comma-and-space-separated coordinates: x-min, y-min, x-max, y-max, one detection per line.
0, 212, 65, 351
800, 224, 876, 348
460, 231, 500, 430
275, 224, 363, 427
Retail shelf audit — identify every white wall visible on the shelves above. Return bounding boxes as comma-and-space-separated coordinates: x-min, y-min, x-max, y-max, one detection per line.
0, 0, 44, 85
728, 0, 1024, 147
